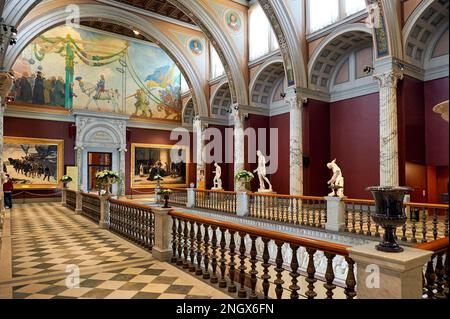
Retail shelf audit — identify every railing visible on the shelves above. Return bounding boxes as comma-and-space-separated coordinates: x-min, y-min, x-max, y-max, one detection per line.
249, 193, 327, 228
168, 211, 356, 299
66, 189, 77, 211
343, 199, 449, 243
81, 192, 101, 223
167, 188, 188, 207
109, 198, 155, 250
416, 238, 449, 299
194, 189, 237, 214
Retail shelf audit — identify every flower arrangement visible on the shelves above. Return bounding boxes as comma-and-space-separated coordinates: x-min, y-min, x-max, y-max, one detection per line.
60, 175, 73, 183
234, 170, 254, 182
157, 189, 172, 195
95, 170, 120, 195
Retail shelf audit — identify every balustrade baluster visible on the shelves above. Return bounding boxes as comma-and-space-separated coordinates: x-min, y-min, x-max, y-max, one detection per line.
171, 217, 178, 263
176, 218, 183, 266
189, 220, 196, 272
210, 225, 219, 284
445, 209, 449, 237
274, 241, 284, 299
238, 232, 247, 298
228, 230, 237, 293
312, 200, 317, 227
219, 227, 227, 289
261, 238, 271, 299
324, 252, 336, 299
290, 198, 294, 224
435, 253, 445, 299
203, 224, 211, 279
249, 235, 258, 299
351, 204, 356, 233
344, 257, 357, 299
422, 209, 428, 243
344, 204, 349, 232
305, 248, 317, 299
433, 208, 438, 240
318, 200, 322, 227
289, 244, 300, 299
195, 222, 203, 276
401, 208, 407, 242
367, 206, 372, 236
358, 204, 364, 235
295, 198, 300, 225
183, 219, 189, 269
425, 258, 436, 299
411, 219, 417, 243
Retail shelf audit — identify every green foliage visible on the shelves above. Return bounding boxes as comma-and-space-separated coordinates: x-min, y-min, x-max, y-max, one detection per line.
234, 170, 254, 182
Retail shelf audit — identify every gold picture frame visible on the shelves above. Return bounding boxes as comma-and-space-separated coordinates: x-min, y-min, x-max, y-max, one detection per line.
131, 143, 189, 189
3, 136, 64, 189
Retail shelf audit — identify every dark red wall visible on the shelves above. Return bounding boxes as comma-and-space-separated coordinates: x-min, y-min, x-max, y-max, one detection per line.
330, 93, 380, 199
269, 113, 290, 195
304, 99, 331, 196
424, 77, 449, 167
125, 127, 195, 195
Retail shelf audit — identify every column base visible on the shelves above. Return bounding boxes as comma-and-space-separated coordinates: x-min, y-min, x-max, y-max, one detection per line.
99, 221, 109, 229
75, 209, 82, 215
152, 246, 172, 262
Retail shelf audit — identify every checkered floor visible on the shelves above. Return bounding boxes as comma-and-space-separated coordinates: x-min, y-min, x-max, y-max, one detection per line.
0, 203, 230, 299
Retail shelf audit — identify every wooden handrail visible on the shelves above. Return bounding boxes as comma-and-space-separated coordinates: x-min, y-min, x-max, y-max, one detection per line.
109, 198, 154, 211
415, 238, 449, 254
194, 189, 237, 195
168, 211, 350, 256
249, 192, 326, 201
80, 192, 100, 200
343, 198, 375, 205
404, 202, 448, 209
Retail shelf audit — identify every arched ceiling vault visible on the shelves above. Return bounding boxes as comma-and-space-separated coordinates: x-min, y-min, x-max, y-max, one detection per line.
250, 61, 285, 107
308, 24, 373, 92
402, 0, 449, 68
3, 2, 208, 117
211, 81, 232, 120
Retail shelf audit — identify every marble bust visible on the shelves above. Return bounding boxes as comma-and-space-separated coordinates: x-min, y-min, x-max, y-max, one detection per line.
212, 162, 223, 190
253, 150, 273, 193
327, 159, 345, 197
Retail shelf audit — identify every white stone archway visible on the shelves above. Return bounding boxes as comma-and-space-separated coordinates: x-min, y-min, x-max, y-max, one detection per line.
74, 110, 128, 195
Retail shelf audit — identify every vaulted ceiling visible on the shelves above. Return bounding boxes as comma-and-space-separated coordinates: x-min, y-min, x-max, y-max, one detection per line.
113, 0, 195, 25
80, 20, 152, 42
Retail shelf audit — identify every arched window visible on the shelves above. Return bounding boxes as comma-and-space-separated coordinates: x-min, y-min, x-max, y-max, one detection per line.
210, 45, 225, 79
249, 3, 279, 61
308, 0, 366, 33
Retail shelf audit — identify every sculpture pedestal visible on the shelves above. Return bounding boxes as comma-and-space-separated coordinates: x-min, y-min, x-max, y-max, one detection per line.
211, 187, 223, 191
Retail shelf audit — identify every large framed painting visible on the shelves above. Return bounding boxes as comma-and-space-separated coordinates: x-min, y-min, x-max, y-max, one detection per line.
2, 137, 64, 189
131, 143, 189, 189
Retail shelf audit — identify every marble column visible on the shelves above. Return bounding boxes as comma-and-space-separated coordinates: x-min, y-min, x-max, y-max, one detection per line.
193, 116, 207, 188
232, 105, 246, 191
285, 93, 306, 196
0, 105, 4, 212
119, 147, 126, 197
374, 71, 403, 187
75, 146, 83, 191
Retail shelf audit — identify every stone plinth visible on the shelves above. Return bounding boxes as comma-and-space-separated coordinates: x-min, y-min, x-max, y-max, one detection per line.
236, 191, 249, 217
325, 196, 346, 232
348, 243, 432, 299
152, 207, 173, 262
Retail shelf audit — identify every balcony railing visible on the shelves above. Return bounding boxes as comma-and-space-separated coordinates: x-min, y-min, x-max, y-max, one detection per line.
249, 193, 327, 228
66, 189, 77, 211
81, 192, 101, 223
167, 188, 188, 207
194, 189, 237, 214
168, 210, 356, 299
109, 198, 155, 250
343, 199, 449, 243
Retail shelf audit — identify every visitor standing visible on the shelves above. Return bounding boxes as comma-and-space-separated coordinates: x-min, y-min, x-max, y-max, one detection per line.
3, 174, 14, 209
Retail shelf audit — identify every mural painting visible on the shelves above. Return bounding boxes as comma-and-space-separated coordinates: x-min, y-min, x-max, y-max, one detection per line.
225, 10, 242, 32
2, 137, 64, 189
10, 26, 183, 122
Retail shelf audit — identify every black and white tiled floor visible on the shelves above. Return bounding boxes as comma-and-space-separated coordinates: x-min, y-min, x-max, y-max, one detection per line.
0, 203, 230, 299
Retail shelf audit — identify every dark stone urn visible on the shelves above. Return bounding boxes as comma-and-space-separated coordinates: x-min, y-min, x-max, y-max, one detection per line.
366, 186, 413, 253
162, 194, 171, 209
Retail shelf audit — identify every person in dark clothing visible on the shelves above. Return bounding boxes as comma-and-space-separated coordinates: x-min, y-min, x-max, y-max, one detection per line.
32, 71, 45, 104
3, 174, 14, 209
17, 72, 32, 103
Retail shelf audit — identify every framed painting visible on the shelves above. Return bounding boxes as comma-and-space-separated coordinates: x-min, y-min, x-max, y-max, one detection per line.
131, 143, 189, 189
2, 137, 64, 189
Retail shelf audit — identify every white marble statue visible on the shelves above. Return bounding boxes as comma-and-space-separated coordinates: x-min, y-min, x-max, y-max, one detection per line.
212, 162, 223, 190
327, 159, 345, 197
253, 150, 273, 193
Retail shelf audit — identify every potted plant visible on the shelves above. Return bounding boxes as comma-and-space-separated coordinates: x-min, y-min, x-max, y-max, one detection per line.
366, 186, 413, 253
95, 170, 120, 196
234, 170, 254, 192
60, 175, 72, 188
158, 189, 172, 208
